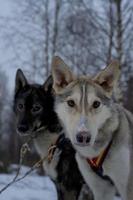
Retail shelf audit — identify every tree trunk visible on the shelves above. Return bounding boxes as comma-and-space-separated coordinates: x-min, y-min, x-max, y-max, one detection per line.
52, 0, 61, 57
44, 0, 50, 77
107, 0, 114, 64
115, 0, 123, 67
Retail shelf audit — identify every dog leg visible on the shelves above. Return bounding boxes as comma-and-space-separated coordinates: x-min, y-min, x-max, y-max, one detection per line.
76, 153, 116, 200
57, 184, 77, 200
78, 184, 94, 200
43, 148, 61, 180
103, 146, 130, 200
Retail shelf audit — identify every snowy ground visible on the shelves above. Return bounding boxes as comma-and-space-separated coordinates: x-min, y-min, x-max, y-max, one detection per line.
0, 174, 122, 200
0, 166, 121, 200
0, 166, 57, 200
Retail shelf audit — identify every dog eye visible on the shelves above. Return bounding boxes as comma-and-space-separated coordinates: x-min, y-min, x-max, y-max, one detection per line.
67, 100, 75, 107
17, 103, 24, 111
32, 104, 42, 113
92, 101, 101, 109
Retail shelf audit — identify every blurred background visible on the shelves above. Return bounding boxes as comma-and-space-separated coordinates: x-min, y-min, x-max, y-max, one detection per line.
0, 0, 132, 199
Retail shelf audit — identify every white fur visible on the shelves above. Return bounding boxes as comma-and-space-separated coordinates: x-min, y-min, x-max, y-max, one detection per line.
34, 131, 59, 180
76, 153, 116, 200
55, 88, 132, 200
52, 58, 133, 199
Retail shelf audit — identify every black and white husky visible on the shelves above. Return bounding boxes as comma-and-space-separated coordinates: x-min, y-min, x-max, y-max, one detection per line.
14, 69, 91, 200
51, 56, 133, 200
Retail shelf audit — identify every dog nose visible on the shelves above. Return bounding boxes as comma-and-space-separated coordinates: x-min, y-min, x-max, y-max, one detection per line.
76, 132, 91, 144
17, 124, 29, 134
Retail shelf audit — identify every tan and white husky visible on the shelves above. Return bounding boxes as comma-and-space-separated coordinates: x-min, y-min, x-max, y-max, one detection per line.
51, 56, 133, 200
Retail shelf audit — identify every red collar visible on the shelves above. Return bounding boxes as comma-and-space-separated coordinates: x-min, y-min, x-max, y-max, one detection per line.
87, 149, 106, 170
86, 139, 113, 171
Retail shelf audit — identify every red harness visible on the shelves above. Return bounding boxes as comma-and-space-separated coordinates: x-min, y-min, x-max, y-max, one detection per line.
48, 134, 113, 177
87, 139, 113, 173
87, 150, 105, 169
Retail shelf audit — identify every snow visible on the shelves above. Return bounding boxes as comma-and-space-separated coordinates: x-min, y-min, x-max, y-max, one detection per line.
0, 173, 122, 200
115, 198, 121, 200
0, 173, 57, 200
0, 165, 121, 200
8, 164, 38, 176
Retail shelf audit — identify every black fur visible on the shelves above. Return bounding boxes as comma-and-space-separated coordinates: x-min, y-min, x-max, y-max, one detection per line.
13, 69, 90, 200
56, 134, 84, 199
14, 70, 61, 136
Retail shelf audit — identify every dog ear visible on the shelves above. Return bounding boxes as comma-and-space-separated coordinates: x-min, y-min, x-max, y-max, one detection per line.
93, 60, 120, 97
51, 56, 75, 93
15, 69, 28, 94
43, 75, 53, 92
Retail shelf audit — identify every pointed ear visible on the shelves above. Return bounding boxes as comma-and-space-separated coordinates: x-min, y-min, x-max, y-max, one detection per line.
51, 56, 75, 93
15, 69, 28, 94
43, 75, 53, 92
93, 61, 120, 96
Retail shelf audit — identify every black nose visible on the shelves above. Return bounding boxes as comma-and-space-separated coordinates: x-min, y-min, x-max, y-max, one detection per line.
17, 124, 29, 134
76, 132, 91, 144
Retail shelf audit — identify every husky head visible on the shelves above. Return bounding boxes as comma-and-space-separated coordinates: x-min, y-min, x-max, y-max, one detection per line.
14, 69, 61, 137
52, 56, 120, 157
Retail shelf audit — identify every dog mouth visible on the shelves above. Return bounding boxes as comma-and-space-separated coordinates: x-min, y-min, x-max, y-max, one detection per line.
74, 142, 90, 147
32, 125, 45, 133
16, 129, 31, 137
16, 125, 46, 137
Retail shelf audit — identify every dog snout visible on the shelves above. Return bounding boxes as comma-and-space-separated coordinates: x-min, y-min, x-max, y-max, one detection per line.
17, 124, 29, 134
76, 131, 91, 145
